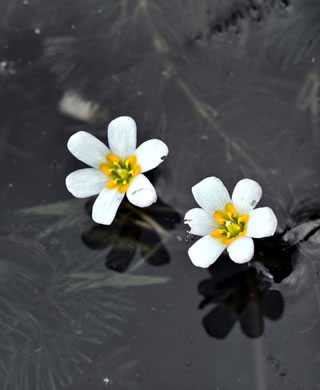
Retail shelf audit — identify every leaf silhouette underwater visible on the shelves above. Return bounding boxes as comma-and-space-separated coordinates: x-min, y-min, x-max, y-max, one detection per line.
82, 198, 181, 272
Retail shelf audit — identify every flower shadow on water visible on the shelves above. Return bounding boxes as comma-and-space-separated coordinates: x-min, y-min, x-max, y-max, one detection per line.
82, 197, 181, 273
198, 234, 295, 339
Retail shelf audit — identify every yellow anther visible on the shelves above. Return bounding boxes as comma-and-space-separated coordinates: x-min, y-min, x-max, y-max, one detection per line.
113, 161, 121, 168
107, 153, 120, 163
238, 214, 249, 224
99, 163, 112, 176
122, 180, 127, 185
107, 179, 118, 189
126, 155, 137, 167
132, 165, 141, 177
119, 183, 129, 194
214, 211, 225, 225
225, 203, 237, 218
223, 237, 235, 245
211, 229, 224, 239
128, 170, 134, 175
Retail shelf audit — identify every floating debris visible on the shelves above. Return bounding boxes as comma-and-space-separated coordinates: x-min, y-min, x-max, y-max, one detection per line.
59, 90, 107, 123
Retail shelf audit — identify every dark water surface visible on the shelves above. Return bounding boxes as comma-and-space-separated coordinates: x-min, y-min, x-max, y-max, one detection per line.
1, 0, 320, 389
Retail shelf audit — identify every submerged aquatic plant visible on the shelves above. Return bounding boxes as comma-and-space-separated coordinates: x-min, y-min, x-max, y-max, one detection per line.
66, 116, 168, 225
1, 200, 174, 389
0, 238, 136, 390
184, 177, 277, 267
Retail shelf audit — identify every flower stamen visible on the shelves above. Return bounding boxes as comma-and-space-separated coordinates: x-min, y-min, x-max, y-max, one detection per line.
211, 203, 249, 245
100, 153, 141, 193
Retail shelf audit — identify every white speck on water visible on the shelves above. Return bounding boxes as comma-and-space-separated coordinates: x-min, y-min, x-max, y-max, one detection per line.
8, 183, 13, 188
103, 377, 110, 386
0, 60, 16, 75
176, 235, 183, 242
34, 28, 41, 34
23, 0, 29, 4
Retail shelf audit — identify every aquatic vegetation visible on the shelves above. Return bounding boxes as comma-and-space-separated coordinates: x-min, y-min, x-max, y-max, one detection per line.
0, 237, 136, 390
1, 0, 320, 388
267, 0, 320, 67
66, 116, 168, 225
185, 177, 277, 267
2, 198, 174, 389
192, 0, 291, 40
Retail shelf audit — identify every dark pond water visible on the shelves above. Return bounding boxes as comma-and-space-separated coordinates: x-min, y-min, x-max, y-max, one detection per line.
1, 0, 320, 389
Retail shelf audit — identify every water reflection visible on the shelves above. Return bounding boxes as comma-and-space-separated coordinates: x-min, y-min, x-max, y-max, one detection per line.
82, 198, 180, 272
198, 234, 297, 339
198, 202, 320, 340
199, 257, 285, 339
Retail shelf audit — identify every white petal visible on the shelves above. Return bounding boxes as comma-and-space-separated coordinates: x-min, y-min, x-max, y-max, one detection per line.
246, 207, 278, 238
92, 188, 125, 225
66, 168, 108, 198
67, 131, 110, 169
232, 178, 262, 215
188, 235, 226, 268
134, 139, 168, 173
227, 236, 254, 264
184, 208, 219, 236
192, 177, 231, 215
108, 116, 137, 160
126, 174, 157, 208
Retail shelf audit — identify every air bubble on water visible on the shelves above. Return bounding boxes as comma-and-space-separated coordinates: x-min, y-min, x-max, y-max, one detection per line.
34, 28, 40, 34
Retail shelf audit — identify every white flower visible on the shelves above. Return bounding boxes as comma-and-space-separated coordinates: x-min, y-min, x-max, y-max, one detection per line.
184, 177, 278, 267
66, 116, 168, 225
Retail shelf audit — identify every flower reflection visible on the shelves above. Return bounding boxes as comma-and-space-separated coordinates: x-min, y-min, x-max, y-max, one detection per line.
197, 233, 296, 339
82, 198, 180, 272
199, 257, 285, 339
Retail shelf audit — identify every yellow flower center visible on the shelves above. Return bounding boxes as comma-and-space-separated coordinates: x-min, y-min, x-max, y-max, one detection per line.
99, 153, 141, 194
211, 203, 249, 245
